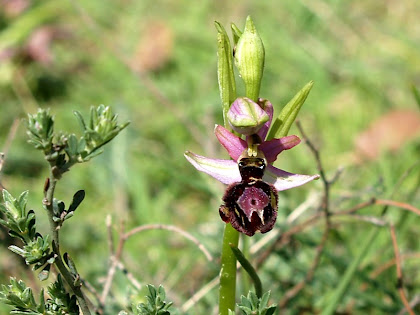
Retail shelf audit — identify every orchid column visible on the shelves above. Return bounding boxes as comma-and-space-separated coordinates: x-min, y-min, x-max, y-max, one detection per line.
185, 16, 318, 314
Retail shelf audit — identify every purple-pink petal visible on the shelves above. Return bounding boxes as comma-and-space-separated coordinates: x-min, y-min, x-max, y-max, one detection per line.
263, 164, 320, 191
184, 151, 241, 185
256, 98, 273, 140
214, 125, 247, 161
259, 135, 301, 163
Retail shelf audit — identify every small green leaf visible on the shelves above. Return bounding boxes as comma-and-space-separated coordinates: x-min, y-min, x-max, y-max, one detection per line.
259, 291, 270, 309
17, 191, 29, 218
265, 306, 277, 315
68, 190, 85, 213
267, 80, 314, 140
249, 291, 258, 308
63, 253, 79, 279
73, 110, 87, 131
157, 285, 166, 300
147, 284, 157, 300
2, 189, 20, 219
8, 245, 26, 257
66, 134, 79, 158
240, 295, 252, 308
77, 137, 86, 154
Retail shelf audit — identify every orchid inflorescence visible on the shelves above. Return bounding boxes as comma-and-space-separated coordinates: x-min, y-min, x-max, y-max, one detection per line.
185, 97, 319, 236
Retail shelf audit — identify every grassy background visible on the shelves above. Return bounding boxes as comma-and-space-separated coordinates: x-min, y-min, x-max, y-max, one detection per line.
0, 0, 419, 314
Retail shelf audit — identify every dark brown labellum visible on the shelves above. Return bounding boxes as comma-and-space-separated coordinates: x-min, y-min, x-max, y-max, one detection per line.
219, 157, 278, 236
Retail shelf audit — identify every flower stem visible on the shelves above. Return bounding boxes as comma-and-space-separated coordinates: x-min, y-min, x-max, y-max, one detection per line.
219, 224, 239, 315
44, 166, 91, 315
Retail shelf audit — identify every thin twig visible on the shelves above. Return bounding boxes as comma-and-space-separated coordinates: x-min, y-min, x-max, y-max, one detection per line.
80, 278, 103, 314
333, 198, 420, 218
99, 222, 214, 307
276, 122, 334, 308
181, 276, 219, 312
369, 253, 420, 279
389, 225, 415, 315
398, 295, 420, 315
100, 220, 125, 305
333, 198, 377, 216
124, 224, 214, 262
255, 212, 324, 268
340, 214, 387, 226
376, 199, 420, 216
296, 120, 332, 218
105, 215, 115, 256
116, 260, 142, 290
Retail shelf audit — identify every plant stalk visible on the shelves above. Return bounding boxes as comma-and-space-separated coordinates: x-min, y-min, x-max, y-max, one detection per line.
44, 166, 92, 315
219, 224, 240, 315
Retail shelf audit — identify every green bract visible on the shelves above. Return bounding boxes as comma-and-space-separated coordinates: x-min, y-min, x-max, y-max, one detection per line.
215, 21, 237, 126
267, 81, 314, 140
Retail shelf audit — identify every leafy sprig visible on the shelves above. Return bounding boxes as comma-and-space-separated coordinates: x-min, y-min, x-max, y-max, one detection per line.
0, 276, 80, 315
74, 104, 130, 160
27, 105, 129, 175
234, 291, 277, 315
0, 278, 46, 314
0, 190, 54, 274
1, 105, 129, 314
135, 285, 173, 315
119, 285, 174, 315
0, 190, 34, 243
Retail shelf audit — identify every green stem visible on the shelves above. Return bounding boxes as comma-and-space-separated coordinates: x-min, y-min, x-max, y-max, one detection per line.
219, 224, 240, 315
44, 175, 59, 248
44, 166, 92, 315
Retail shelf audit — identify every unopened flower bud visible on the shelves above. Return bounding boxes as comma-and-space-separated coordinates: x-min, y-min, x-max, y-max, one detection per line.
227, 97, 269, 136
234, 16, 265, 102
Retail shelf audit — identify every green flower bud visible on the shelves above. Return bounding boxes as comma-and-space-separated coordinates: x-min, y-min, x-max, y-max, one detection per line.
234, 16, 265, 102
227, 97, 269, 136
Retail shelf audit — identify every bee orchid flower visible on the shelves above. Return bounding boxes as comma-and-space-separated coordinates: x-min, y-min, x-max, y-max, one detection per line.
184, 97, 319, 235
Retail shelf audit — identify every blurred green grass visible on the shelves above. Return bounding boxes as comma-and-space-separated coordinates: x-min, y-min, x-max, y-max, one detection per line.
0, 0, 419, 313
